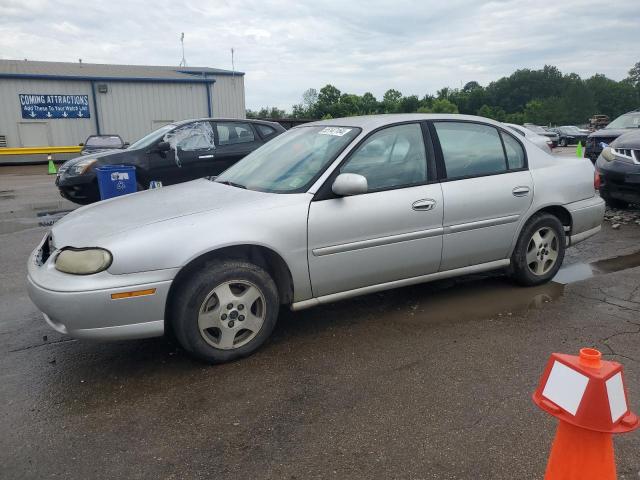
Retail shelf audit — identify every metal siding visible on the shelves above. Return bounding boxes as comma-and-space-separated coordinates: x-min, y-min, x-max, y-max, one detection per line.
95, 82, 209, 142
0, 79, 94, 147
211, 75, 246, 118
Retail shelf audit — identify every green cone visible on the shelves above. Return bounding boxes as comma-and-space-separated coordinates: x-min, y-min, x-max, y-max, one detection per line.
576, 142, 583, 158
48, 159, 57, 174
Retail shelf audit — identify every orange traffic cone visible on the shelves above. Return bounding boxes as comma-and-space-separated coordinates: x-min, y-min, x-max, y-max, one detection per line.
533, 348, 638, 479
545, 420, 615, 479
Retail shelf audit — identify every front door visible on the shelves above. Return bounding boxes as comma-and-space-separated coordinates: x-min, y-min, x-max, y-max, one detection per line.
148, 121, 217, 185
431, 121, 534, 271
308, 123, 444, 297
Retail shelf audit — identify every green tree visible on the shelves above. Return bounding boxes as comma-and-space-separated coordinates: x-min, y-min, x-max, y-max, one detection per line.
419, 98, 459, 114
381, 89, 402, 113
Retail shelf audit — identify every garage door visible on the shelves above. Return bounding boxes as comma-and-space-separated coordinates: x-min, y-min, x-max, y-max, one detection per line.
18, 122, 51, 147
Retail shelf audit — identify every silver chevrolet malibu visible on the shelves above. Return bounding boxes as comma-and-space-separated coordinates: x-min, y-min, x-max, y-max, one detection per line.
28, 114, 605, 363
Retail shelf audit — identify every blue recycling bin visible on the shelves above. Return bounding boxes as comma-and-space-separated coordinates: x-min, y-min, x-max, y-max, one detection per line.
95, 165, 137, 200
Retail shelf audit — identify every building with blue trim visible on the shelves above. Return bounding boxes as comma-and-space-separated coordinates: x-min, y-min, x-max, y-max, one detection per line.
0, 60, 245, 148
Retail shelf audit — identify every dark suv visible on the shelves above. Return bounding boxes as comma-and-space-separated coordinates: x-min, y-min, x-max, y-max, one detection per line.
585, 109, 640, 163
596, 130, 640, 208
56, 118, 285, 204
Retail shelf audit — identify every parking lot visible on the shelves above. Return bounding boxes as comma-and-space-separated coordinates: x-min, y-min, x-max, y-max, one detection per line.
2, 156, 640, 479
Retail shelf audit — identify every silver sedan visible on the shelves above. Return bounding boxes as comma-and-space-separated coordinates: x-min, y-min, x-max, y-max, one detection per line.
28, 114, 604, 363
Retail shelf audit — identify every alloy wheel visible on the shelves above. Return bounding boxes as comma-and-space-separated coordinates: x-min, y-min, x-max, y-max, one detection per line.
197, 280, 266, 350
526, 227, 559, 276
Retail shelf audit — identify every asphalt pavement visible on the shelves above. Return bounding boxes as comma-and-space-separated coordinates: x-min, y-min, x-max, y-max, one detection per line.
1, 164, 640, 479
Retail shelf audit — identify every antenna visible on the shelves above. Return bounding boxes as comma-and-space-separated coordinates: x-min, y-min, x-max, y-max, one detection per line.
231, 48, 235, 77
179, 32, 187, 67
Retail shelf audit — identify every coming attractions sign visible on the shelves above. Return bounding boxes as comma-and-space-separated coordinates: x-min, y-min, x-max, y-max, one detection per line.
19, 94, 90, 119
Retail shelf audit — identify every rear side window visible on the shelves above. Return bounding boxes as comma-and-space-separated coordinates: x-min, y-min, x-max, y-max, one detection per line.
217, 122, 256, 145
257, 124, 277, 137
501, 132, 525, 169
434, 122, 507, 179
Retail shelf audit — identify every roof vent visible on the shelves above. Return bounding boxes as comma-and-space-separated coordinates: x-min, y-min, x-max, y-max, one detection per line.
0, 135, 6, 148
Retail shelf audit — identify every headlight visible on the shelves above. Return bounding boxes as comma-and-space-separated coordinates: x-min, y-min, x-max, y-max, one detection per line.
55, 248, 112, 275
71, 158, 97, 175
601, 146, 616, 162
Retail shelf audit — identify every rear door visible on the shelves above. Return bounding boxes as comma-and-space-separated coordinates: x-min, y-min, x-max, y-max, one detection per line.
431, 121, 534, 271
207, 121, 263, 176
307, 122, 444, 297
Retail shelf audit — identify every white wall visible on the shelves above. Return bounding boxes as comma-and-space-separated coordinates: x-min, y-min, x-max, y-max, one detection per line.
0, 79, 94, 147
0, 75, 247, 147
95, 81, 209, 143
210, 75, 246, 119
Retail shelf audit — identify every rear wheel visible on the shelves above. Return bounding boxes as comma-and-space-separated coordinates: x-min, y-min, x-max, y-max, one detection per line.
171, 260, 279, 364
510, 213, 565, 286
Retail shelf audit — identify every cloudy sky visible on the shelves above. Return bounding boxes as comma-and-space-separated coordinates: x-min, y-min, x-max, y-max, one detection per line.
1, 0, 638, 110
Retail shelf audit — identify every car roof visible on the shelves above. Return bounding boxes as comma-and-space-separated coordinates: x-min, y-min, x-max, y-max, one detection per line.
299, 113, 509, 133
172, 117, 283, 127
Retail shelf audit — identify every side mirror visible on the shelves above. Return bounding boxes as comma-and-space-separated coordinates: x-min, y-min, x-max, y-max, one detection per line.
332, 173, 368, 196
79, 143, 84, 146
123, 142, 130, 148
156, 141, 171, 152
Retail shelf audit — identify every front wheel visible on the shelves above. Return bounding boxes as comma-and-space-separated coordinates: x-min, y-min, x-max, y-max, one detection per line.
171, 260, 279, 363
559, 138, 567, 147
510, 213, 566, 286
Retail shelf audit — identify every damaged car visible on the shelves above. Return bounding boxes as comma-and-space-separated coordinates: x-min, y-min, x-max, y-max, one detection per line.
585, 109, 640, 163
28, 114, 604, 364
56, 118, 285, 204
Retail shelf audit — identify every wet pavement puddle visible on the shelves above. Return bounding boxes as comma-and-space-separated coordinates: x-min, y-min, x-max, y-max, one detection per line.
362, 250, 640, 325
553, 251, 640, 284
0, 209, 73, 234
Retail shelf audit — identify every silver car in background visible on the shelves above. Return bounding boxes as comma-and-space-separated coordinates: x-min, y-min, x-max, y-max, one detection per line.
28, 114, 604, 363
505, 123, 554, 153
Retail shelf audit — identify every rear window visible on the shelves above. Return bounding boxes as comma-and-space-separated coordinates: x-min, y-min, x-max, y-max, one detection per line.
434, 122, 507, 179
257, 124, 277, 137
217, 122, 255, 145
85, 135, 123, 148
501, 132, 525, 169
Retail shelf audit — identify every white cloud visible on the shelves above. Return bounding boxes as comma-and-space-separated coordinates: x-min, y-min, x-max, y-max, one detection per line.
0, 0, 638, 110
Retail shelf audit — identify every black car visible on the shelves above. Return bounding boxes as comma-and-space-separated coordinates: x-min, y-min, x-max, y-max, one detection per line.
596, 130, 640, 208
57, 118, 285, 204
523, 124, 559, 147
80, 134, 127, 155
585, 109, 640, 163
549, 126, 589, 147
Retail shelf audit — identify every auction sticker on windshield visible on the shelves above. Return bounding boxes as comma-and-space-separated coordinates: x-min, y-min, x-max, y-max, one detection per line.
318, 127, 353, 136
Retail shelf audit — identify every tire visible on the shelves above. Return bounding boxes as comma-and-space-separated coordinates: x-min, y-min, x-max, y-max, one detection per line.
171, 260, 279, 364
559, 138, 567, 147
510, 213, 566, 286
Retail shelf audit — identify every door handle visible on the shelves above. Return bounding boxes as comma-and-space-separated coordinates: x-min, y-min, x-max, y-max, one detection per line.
512, 186, 530, 197
199, 154, 215, 159
412, 199, 437, 211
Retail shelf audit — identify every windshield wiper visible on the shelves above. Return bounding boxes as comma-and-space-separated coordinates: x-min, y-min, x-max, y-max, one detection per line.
218, 180, 246, 189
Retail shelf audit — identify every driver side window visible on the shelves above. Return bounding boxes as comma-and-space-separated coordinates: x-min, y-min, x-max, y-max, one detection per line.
340, 123, 428, 192
434, 122, 507, 179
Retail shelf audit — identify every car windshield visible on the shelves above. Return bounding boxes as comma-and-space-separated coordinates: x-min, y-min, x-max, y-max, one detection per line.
127, 124, 175, 150
85, 135, 123, 148
606, 113, 640, 129
215, 126, 361, 193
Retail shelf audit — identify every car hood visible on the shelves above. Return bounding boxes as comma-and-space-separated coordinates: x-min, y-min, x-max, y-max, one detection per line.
52, 179, 269, 247
611, 130, 640, 148
61, 149, 133, 170
588, 128, 634, 139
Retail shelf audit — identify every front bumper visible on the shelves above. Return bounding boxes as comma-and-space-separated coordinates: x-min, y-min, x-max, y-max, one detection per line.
27, 238, 177, 340
597, 158, 640, 205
